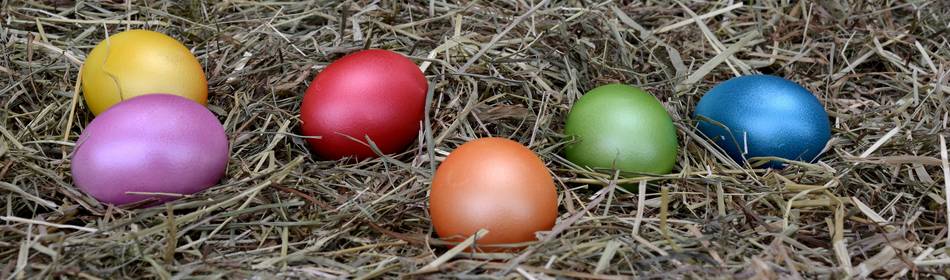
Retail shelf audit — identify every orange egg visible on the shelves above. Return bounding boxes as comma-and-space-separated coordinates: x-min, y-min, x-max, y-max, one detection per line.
429, 137, 558, 251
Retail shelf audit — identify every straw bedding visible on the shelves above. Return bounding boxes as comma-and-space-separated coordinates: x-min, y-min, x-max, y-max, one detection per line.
2, 1, 949, 279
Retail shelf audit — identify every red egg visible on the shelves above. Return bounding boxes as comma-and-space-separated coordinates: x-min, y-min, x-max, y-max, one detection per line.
300, 49, 428, 160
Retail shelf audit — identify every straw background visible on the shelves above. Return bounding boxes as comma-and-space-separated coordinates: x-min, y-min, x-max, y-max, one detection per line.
2, 0, 950, 279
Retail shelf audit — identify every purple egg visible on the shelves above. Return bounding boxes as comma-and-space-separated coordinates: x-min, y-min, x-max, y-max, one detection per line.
71, 94, 228, 206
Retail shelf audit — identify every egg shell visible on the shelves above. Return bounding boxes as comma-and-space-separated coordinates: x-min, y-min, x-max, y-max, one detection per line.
564, 84, 679, 175
694, 75, 831, 168
300, 49, 427, 160
71, 94, 228, 206
429, 138, 558, 252
81, 29, 208, 115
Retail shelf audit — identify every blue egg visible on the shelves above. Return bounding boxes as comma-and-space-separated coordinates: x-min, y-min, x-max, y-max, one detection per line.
694, 75, 831, 168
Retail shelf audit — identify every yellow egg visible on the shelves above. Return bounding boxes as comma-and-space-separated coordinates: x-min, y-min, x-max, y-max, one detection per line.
80, 29, 207, 115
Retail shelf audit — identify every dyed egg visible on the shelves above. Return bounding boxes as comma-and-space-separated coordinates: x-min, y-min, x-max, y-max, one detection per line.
694, 75, 831, 168
300, 49, 427, 160
564, 84, 678, 175
71, 94, 228, 206
81, 29, 207, 115
429, 138, 558, 251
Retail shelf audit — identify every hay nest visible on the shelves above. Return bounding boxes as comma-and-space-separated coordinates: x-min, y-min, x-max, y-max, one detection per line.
2, 1, 950, 279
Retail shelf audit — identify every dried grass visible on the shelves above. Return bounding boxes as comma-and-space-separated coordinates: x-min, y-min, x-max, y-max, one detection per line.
2, 0, 950, 279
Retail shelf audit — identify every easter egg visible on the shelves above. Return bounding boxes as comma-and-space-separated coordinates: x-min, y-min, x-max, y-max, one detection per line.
71, 94, 228, 206
300, 49, 427, 160
81, 29, 207, 115
564, 84, 678, 175
694, 75, 831, 168
429, 138, 558, 251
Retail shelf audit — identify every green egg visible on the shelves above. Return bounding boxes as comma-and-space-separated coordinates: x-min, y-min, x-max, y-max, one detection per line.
564, 84, 678, 175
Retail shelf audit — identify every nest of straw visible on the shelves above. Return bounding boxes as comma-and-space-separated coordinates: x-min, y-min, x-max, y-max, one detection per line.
2, 0, 950, 279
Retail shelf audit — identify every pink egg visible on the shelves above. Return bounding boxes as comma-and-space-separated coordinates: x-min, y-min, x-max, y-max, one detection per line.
71, 94, 229, 206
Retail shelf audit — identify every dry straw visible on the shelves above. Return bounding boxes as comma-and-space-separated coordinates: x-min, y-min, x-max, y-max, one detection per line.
1, 0, 949, 279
